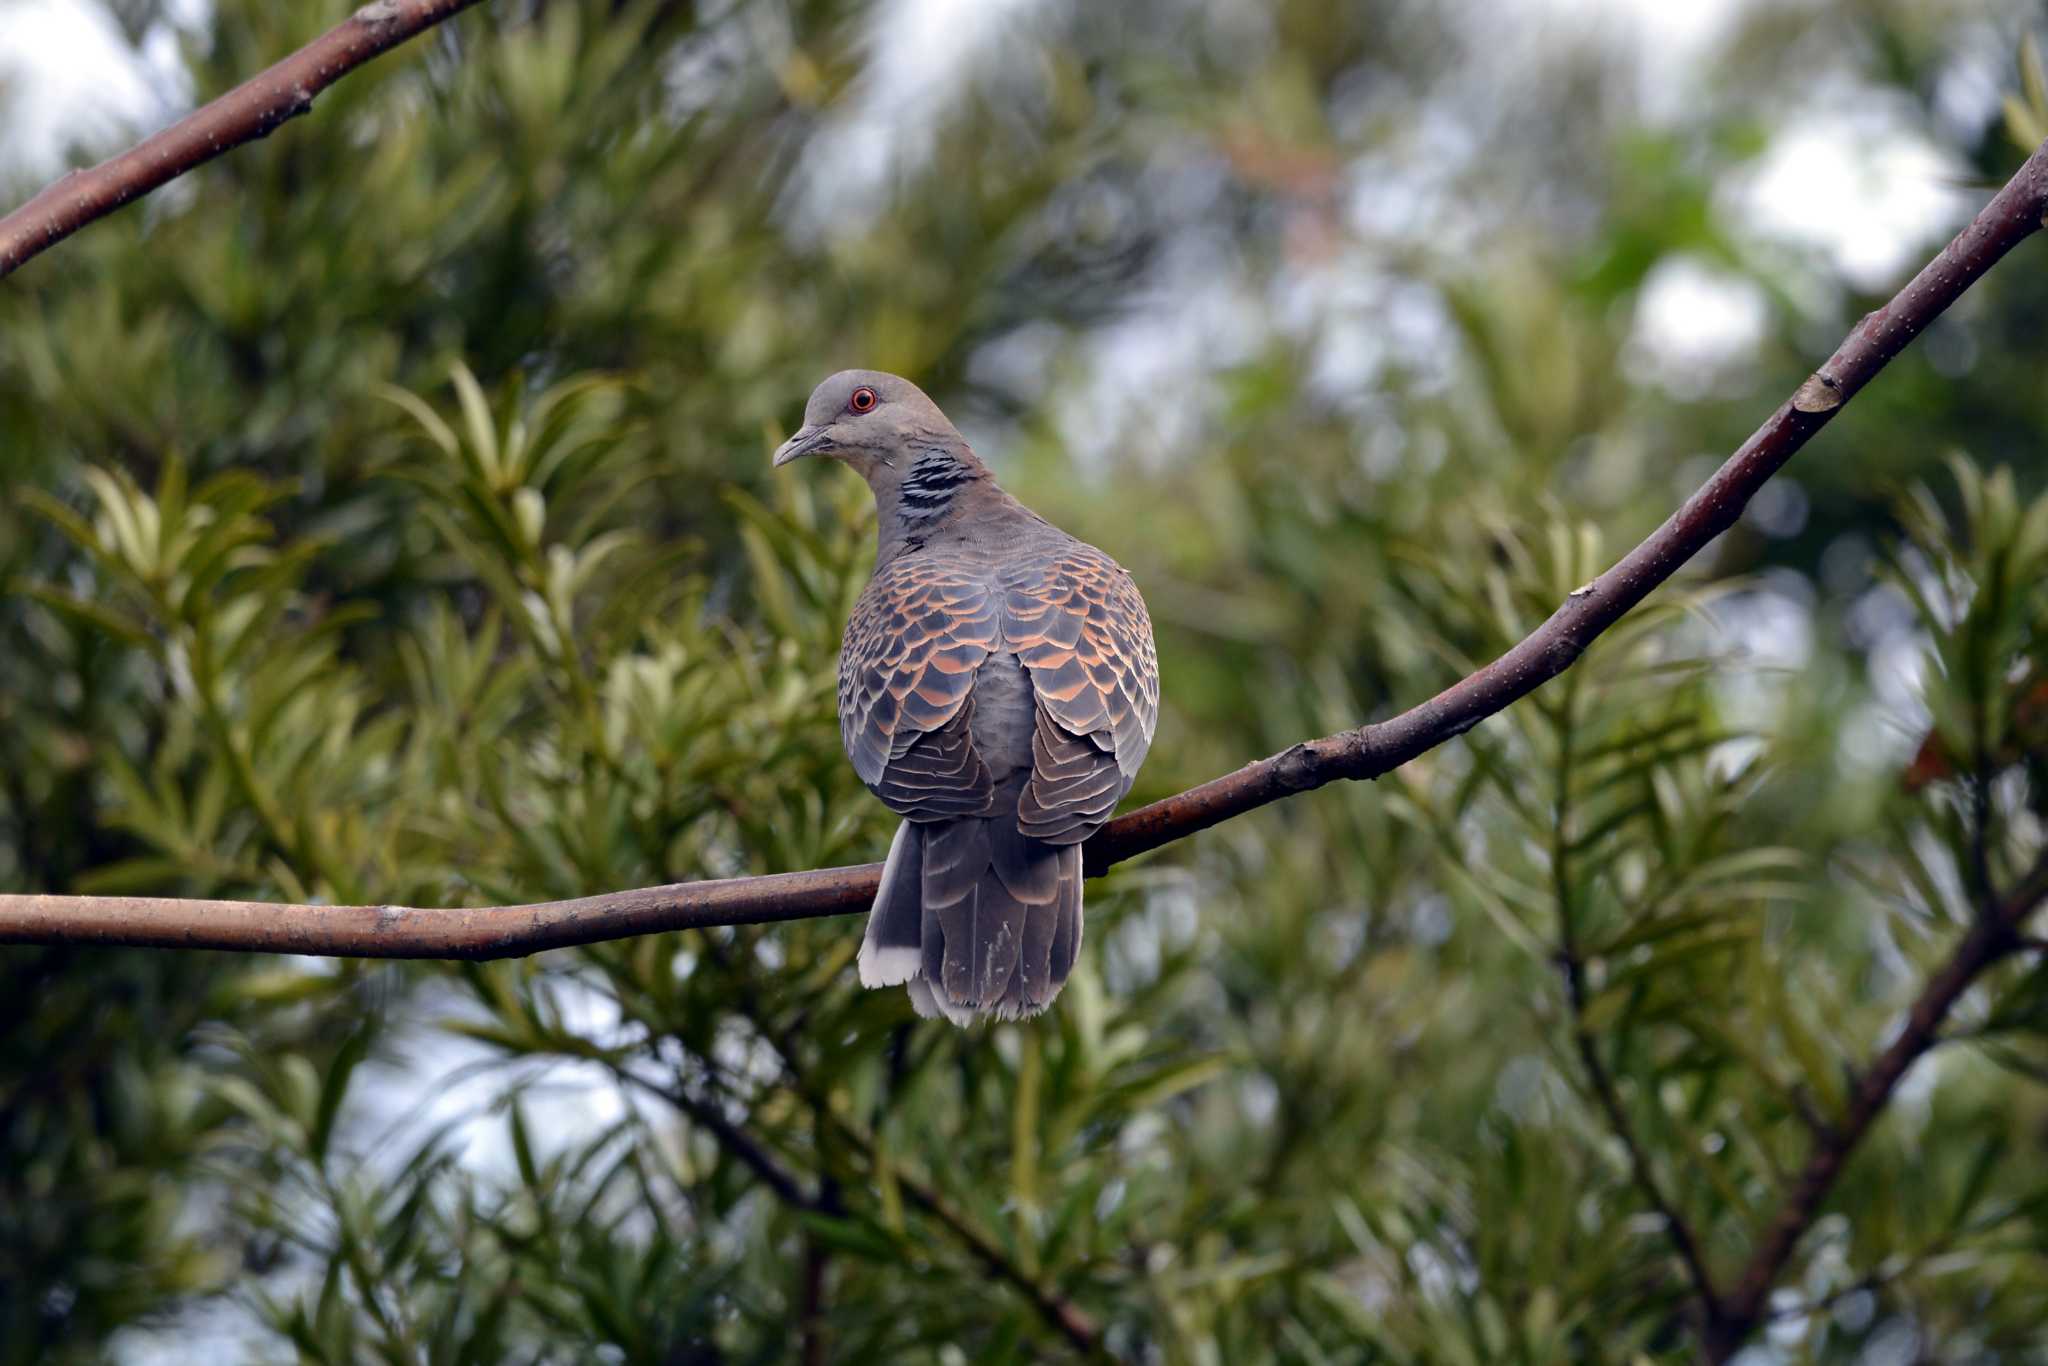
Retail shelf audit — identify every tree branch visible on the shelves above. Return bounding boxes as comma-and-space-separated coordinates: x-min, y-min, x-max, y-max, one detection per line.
694, 990, 1108, 1359
1559, 953, 1724, 1322
2, 138, 2045, 955
628, 1020, 1106, 1358
0, 0, 487, 281
658, 1077, 823, 1214
1549, 662, 1723, 1322
885, 1157, 1106, 1360
1701, 852, 2048, 1359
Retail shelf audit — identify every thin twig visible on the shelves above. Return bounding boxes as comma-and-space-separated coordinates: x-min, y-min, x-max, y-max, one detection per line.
1559, 956, 1724, 1320
1969, 695, 1996, 908
799, 1165, 840, 1366
0, 152, 2045, 953
0, 0, 488, 280
625, 1069, 823, 1213
743, 1002, 1109, 1359
671, 983, 1109, 1360
885, 1156, 1107, 1360
1702, 852, 2048, 1358
1548, 664, 1722, 1323
616, 1009, 1109, 1359
1764, 1256, 1919, 1323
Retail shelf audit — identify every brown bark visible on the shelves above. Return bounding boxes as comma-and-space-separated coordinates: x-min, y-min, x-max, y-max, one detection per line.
1701, 858, 2048, 1358
5, 141, 2046, 957
0, 0, 487, 279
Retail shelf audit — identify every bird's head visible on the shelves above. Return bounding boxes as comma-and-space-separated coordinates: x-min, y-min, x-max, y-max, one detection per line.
771, 369, 959, 475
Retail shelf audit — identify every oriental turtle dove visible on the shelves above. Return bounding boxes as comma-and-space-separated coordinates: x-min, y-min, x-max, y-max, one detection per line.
774, 370, 1159, 1023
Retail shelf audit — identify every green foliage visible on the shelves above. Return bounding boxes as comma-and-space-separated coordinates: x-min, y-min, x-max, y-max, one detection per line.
5, 1, 2048, 1362
2004, 35, 2048, 152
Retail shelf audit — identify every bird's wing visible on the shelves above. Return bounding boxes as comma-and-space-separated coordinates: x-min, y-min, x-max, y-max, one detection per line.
839, 554, 1001, 813
872, 701, 998, 820
1001, 541, 1159, 843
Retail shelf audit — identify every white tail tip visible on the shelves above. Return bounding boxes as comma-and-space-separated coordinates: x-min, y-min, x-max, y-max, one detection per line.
905, 976, 978, 1027
858, 943, 921, 987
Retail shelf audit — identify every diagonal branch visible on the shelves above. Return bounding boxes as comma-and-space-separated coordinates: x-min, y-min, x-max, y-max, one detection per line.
653, 1075, 823, 1213
1562, 955, 1723, 1320
1549, 661, 1719, 1323
0, 0, 487, 281
885, 1156, 1106, 1360
1, 137, 2046, 956
694, 987, 1108, 1359
620, 1035, 1106, 1358
1700, 852, 2048, 1359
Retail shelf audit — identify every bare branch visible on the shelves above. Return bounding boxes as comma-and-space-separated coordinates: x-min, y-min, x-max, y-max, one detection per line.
0, 136, 2039, 950
0, 0, 487, 281
1, 139, 2045, 956
1086, 136, 2048, 875
0, 868, 876, 958
1702, 853, 2048, 1359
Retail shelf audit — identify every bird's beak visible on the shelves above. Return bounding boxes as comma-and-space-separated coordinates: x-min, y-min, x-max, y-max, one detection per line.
772, 424, 834, 467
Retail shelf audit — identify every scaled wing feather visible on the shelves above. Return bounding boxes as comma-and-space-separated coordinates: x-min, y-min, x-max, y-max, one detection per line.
1002, 542, 1159, 843
839, 555, 1000, 803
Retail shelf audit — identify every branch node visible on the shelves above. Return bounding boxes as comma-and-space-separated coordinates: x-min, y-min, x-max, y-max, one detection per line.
1544, 634, 1587, 674
1274, 742, 1320, 792
1791, 373, 1844, 414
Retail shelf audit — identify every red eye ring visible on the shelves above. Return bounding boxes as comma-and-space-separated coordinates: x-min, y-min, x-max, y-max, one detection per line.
850, 386, 878, 413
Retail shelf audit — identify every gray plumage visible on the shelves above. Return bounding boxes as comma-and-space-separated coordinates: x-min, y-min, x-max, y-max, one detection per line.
773, 370, 1159, 1023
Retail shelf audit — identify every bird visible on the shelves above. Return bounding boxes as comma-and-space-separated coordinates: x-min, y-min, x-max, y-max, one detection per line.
773, 370, 1158, 1024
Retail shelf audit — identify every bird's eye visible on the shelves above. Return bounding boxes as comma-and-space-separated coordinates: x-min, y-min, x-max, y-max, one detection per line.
850, 386, 878, 413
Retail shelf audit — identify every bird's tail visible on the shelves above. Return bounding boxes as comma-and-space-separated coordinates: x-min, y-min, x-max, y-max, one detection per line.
857, 817, 1081, 1024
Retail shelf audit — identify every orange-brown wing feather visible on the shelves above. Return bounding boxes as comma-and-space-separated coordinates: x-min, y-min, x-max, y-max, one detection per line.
839, 554, 1000, 808
1002, 541, 1159, 843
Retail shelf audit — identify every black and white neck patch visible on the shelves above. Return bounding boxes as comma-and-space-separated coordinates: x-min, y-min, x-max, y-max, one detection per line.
898, 448, 981, 520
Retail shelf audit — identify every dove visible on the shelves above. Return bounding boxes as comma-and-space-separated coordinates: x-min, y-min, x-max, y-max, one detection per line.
774, 370, 1159, 1023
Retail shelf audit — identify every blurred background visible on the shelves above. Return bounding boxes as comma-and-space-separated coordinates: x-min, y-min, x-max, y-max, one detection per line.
4, 0, 2048, 1360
